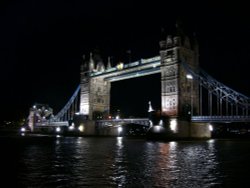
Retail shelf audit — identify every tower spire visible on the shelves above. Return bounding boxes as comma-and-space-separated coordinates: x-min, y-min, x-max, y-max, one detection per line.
148, 101, 154, 112
107, 56, 112, 69
89, 52, 95, 72
81, 54, 88, 71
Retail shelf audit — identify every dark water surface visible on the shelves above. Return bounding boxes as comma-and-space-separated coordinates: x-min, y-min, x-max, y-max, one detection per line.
1, 135, 250, 187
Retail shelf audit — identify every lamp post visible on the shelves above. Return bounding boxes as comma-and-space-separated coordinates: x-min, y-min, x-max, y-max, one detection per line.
186, 74, 193, 117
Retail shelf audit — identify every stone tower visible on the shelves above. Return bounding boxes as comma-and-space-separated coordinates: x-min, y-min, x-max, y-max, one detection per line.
79, 53, 110, 120
160, 28, 199, 120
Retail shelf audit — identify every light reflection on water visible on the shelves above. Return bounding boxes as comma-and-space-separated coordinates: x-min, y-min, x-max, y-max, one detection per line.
1, 136, 250, 187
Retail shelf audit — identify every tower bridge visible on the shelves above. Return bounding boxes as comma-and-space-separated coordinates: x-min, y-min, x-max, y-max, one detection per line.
27, 29, 250, 138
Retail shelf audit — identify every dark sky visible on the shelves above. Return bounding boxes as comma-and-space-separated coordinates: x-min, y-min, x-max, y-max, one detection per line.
1, 0, 250, 121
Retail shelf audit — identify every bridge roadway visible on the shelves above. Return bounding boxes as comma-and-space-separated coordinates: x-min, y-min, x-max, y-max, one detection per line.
35, 116, 250, 129
35, 118, 151, 128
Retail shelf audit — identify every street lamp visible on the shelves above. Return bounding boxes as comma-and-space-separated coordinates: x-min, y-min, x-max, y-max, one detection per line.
186, 74, 193, 117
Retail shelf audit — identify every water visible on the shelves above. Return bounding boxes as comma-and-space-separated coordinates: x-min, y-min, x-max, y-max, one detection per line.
1, 135, 250, 187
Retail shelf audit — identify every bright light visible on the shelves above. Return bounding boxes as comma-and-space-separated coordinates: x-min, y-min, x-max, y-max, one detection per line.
117, 63, 124, 70
33, 105, 36, 109
186, 74, 193, 79
155, 125, 161, 132
208, 139, 215, 143
118, 127, 122, 133
170, 119, 177, 132
69, 123, 75, 130
56, 127, 61, 132
21, 127, 26, 132
78, 125, 84, 132
116, 115, 120, 120
117, 136, 123, 146
159, 120, 163, 126
209, 124, 213, 131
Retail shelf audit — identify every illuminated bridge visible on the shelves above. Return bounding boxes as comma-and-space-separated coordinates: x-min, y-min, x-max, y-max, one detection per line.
27, 31, 250, 137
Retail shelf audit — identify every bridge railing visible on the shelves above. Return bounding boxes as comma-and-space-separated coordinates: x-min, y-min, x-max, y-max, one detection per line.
35, 121, 69, 127
192, 116, 250, 122
96, 118, 150, 126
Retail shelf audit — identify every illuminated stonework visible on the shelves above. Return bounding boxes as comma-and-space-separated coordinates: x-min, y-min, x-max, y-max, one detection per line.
80, 71, 90, 115
160, 34, 199, 118
80, 33, 199, 120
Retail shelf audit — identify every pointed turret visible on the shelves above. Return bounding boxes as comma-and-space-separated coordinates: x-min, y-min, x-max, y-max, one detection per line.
107, 56, 112, 69
89, 52, 95, 72
148, 101, 154, 112
183, 36, 191, 49
166, 35, 173, 48
96, 60, 105, 72
81, 54, 88, 71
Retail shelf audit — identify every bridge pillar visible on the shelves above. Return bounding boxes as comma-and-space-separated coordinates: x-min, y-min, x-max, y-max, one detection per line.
160, 32, 199, 119
159, 31, 207, 138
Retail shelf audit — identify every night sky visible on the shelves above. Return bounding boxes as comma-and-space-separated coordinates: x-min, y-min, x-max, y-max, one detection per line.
1, 1, 250, 121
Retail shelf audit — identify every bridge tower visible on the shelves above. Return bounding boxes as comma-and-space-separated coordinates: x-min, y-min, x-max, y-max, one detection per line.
79, 53, 110, 120
160, 27, 199, 120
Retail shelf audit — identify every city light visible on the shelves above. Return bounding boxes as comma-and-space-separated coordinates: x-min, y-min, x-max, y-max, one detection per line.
159, 120, 163, 126
56, 127, 61, 132
78, 124, 84, 132
118, 127, 122, 133
186, 74, 194, 116
170, 118, 177, 132
209, 124, 213, 131
21, 127, 26, 132
152, 125, 163, 133
69, 123, 75, 130
117, 62, 124, 70
186, 74, 193, 79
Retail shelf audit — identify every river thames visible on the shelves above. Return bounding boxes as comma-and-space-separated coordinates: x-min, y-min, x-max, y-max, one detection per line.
1, 135, 250, 187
